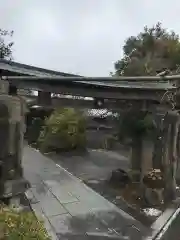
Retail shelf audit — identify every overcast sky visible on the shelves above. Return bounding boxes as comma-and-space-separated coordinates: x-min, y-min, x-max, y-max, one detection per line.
1, 0, 180, 77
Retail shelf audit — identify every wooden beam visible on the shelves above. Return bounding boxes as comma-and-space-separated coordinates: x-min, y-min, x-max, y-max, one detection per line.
14, 80, 169, 102
3, 75, 180, 82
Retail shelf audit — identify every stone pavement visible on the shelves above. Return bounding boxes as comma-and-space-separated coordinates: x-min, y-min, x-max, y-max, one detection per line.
22, 145, 149, 239
49, 149, 129, 182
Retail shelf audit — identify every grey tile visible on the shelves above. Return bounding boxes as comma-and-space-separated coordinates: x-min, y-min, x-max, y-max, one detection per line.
50, 186, 79, 204
44, 180, 78, 204
31, 183, 54, 202
42, 171, 76, 184
23, 170, 42, 186
25, 189, 39, 204
77, 192, 114, 211
31, 186, 68, 217
43, 180, 78, 203
49, 213, 73, 234
63, 201, 92, 216
54, 213, 121, 240
62, 182, 93, 200
31, 202, 45, 219
63, 181, 114, 212
22, 146, 149, 239
41, 197, 67, 217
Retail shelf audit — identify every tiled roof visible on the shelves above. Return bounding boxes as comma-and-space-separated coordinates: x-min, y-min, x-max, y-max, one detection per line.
0, 59, 80, 77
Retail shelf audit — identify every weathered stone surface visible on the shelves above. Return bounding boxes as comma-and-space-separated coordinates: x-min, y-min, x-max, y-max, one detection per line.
0, 92, 29, 199
0, 80, 9, 93
44, 180, 79, 204
144, 188, 164, 206
110, 168, 130, 186
23, 145, 149, 239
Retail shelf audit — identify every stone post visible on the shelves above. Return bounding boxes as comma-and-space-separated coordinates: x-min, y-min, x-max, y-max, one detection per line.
130, 136, 142, 182
152, 114, 164, 169
162, 111, 179, 202
8, 84, 18, 95
0, 89, 30, 202
141, 138, 153, 179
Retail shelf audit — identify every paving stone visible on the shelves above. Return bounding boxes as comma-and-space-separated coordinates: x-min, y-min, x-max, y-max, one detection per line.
64, 181, 115, 212
23, 145, 149, 239
42, 197, 68, 217
42, 170, 76, 184
45, 180, 79, 204
23, 170, 42, 186
63, 201, 92, 216
49, 213, 73, 234
77, 191, 115, 211
25, 189, 39, 204
62, 182, 94, 199
50, 212, 120, 239
30, 202, 45, 219
30, 185, 68, 217
30, 183, 53, 202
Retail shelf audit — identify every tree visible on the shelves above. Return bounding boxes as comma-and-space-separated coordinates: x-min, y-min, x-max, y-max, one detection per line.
0, 29, 14, 60
113, 22, 180, 76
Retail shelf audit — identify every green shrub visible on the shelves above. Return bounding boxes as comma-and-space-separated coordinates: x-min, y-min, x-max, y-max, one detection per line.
0, 205, 50, 239
38, 108, 86, 152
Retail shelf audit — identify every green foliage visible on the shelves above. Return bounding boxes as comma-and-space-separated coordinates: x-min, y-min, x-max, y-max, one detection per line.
0, 205, 50, 239
118, 111, 156, 140
0, 29, 14, 60
38, 108, 86, 152
113, 22, 180, 76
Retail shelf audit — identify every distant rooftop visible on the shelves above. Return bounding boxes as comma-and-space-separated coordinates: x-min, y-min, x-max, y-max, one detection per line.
0, 59, 81, 77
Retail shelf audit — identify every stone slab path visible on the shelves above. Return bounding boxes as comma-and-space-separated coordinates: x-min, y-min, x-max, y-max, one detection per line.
22, 145, 149, 239
48, 149, 129, 182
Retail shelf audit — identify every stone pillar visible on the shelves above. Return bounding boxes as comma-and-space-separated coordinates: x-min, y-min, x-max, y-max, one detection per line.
8, 84, 18, 95
162, 111, 179, 202
130, 137, 142, 182
38, 91, 52, 106
141, 138, 153, 177
0, 80, 9, 93
152, 114, 164, 170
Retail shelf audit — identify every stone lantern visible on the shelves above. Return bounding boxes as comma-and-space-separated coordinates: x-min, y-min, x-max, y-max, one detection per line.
0, 80, 29, 205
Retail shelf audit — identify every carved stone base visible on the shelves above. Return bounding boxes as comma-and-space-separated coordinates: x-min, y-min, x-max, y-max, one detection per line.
130, 170, 141, 182
2, 178, 30, 199
144, 187, 164, 206
110, 168, 130, 186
